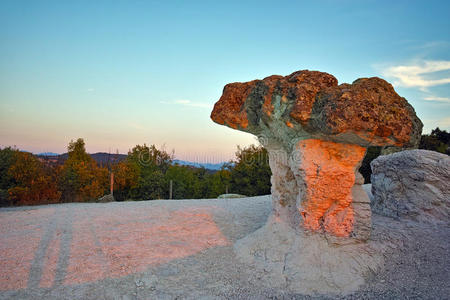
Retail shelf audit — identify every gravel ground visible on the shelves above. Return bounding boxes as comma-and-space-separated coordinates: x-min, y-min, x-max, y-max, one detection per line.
0, 195, 448, 299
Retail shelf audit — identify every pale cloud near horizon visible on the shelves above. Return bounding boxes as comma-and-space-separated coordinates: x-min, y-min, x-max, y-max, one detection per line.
440, 117, 450, 127
381, 60, 450, 91
160, 99, 212, 109
423, 96, 450, 103
423, 116, 450, 133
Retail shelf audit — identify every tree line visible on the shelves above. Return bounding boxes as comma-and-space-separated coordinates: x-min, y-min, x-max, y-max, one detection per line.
1, 127, 448, 206
0, 139, 271, 206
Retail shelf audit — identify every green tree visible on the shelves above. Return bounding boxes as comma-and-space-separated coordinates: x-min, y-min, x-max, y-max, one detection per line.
419, 127, 450, 154
165, 165, 231, 199
165, 165, 199, 199
228, 145, 271, 196
0, 147, 16, 206
204, 168, 231, 198
117, 144, 173, 200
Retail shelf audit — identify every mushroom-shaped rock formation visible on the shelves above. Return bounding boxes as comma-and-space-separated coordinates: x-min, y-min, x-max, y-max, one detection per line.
211, 70, 422, 242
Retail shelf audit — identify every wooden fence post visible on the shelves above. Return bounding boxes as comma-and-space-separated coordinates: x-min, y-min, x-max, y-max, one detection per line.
110, 172, 114, 196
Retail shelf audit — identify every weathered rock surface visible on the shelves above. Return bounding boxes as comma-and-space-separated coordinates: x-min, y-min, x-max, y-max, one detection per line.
211, 70, 422, 149
234, 217, 387, 294
218, 193, 247, 199
210, 70, 423, 294
97, 194, 115, 203
371, 149, 450, 223
211, 70, 422, 240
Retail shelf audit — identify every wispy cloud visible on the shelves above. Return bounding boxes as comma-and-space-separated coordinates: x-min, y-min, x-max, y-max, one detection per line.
175, 100, 191, 105
382, 60, 450, 91
423, 96, 450, 103
161, 99, 212, 109
86, 88, 95, 92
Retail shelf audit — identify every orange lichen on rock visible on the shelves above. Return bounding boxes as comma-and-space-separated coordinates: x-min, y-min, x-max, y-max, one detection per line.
296, 139, 366, 237
287, 71, 338, 124
210, 81, 254, 129
211, 70, 422, 148
211, 70, 338, 129
310, 77, 421, 146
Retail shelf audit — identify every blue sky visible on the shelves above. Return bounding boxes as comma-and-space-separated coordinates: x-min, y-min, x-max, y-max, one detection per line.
1, 0, 449, 162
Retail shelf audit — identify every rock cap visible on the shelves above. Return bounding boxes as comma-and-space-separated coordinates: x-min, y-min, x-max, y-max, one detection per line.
211, 70, 423, 149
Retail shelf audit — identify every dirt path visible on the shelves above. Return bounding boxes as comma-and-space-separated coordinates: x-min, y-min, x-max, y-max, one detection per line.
0, 196, 448, 299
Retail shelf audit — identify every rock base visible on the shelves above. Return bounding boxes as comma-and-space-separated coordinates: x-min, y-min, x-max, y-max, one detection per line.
234, 217, 384, 295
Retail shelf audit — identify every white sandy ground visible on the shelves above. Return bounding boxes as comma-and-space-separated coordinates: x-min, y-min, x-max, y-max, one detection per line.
0, 186, 449, 299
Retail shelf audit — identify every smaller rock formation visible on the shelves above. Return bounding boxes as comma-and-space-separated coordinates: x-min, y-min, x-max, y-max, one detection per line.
218, 194, 247, 199
97, 194, 115, 203
371, 150, 450, 223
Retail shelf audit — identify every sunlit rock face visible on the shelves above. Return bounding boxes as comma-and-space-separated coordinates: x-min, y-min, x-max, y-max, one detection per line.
211, 70, 422, 241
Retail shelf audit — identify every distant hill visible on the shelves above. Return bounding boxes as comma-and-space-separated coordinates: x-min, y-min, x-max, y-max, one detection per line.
38, 152, 60, 156
36, 152, 127, 166
173, 159, 227, 171
91, 152, 128, 165
36, 152, 227, 171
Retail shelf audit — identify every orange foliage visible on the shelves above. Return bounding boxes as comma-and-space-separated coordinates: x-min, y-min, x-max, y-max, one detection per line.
8, 152, 61, 205
58, 139, 108, 202
112, 161, 138, 192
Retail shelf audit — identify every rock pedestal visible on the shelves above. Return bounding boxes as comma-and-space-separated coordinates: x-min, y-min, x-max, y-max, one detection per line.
211, 70, 423, 293
268, 139, 371, 242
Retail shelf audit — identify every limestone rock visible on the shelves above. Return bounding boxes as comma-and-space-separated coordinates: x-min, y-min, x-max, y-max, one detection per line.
211, 70, 423, 294
211, 70, 423, 149
218, 194, 247, 199
97, 194, 115, 203
234, 218, 386, 294
211, 70, 422, 241
371, 150, 450, 223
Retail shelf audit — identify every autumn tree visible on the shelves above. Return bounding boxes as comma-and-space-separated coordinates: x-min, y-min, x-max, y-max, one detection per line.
111, 160, 139, 201
7, 150, 61, 206
59, 138, 108, 202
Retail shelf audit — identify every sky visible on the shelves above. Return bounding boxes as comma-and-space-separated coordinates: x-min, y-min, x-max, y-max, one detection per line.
1, 0, 449, 162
